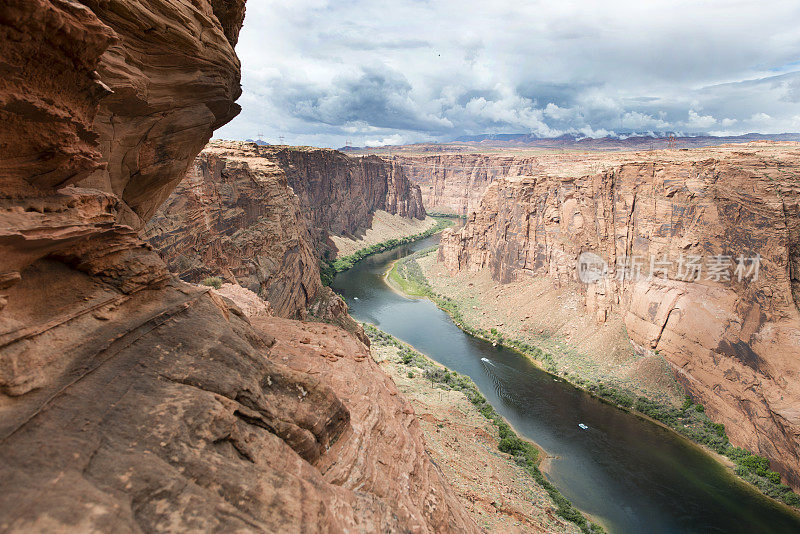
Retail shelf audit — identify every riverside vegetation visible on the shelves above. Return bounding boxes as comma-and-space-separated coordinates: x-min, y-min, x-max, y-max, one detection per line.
364, 324, 606, 534
388, 248, 800, 510
320, 216, 454, 285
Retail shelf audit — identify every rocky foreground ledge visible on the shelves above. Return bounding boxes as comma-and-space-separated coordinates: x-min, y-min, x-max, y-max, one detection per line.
0, 1, 479, 531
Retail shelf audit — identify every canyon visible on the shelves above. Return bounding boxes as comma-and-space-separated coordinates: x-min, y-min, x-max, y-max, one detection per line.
144, 140, 426, 318
392, 149, 699, 217
433, 142, 800, 490
0, 1, 479, 531
3, 0, 800, 530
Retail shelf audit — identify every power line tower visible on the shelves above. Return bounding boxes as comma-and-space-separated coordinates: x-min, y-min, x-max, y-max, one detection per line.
257, 131, 264, 144
278, 135, 285, 144
667, 134, 676, 149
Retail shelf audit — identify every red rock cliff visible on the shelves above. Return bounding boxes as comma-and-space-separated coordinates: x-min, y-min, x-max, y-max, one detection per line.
393, 153, 538, 216
440, 143, 800, 490
0, 2, 477, 531
145, 141, 427, 316
265, 144, 426, 248
143, 145, 321, 318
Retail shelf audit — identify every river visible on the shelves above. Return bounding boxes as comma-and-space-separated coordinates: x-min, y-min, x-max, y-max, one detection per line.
331, 233, 800, 534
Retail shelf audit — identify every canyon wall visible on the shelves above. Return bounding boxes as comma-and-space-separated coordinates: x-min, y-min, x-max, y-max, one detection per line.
279, 147, 426, 248
143, 144, 321, 318
0, 2, 477, 531
392, 154, 539, 216
145, 141, 426, 317
393, 151, 643, 216
439, 143, 800, 490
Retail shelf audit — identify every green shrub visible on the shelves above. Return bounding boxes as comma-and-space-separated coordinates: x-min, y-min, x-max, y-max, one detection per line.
321, 217, 455, 284
783, 491, 800, 507
201, 276, 223, 289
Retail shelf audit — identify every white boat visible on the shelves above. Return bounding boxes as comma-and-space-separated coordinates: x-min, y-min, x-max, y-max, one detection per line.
578, 423, 589, 430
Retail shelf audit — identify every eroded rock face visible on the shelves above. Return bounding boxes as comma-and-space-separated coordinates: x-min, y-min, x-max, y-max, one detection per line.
143, 148, 320, 318
0, 0, 116, 191
276, 147, 426, 241
75, 0, 246, 229
393, 154, 539, 216
145, 141, 426, 316
0, 2, 477, 531
1, 274, 476, 532
184, 142, 426, 250
439, 143, 800, 489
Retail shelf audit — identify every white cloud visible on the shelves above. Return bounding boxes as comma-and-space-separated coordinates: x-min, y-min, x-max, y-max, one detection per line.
216, 0, 800, 147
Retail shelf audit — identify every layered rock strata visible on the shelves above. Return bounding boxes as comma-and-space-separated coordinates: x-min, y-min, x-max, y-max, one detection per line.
439, 143, 800, 490
394, 149, 724, 216
145, 141, 427, 316
392, 154, 539, 216
75, 0, 246, 229
0, 1, 477, 531
143, 147, 320, 317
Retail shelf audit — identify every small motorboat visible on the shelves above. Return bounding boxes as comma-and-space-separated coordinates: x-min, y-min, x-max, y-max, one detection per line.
353, 297, 359, 300
578, 423, 589, 430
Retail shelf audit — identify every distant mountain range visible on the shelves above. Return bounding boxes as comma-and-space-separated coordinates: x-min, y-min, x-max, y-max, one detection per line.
340, 132, 800, 153
453, 132, 800, 147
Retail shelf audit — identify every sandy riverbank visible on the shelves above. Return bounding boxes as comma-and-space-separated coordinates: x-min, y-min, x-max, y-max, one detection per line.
331, 210, 438, 257
371, 340, 581, 534
415, 251, 682, 404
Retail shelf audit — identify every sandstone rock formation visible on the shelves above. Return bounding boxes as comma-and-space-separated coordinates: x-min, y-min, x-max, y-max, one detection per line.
392, 154, 539, 216
393, 149, 738, 217
196, 142, 426, 250
145, 141, 427, 316
439, 143, 800, 490
75, 0, 246, 229
0, 1, 477, 531
143, 145, 321, 317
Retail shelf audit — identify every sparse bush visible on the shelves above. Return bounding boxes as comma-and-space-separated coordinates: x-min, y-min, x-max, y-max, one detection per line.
201, 276, 223, 289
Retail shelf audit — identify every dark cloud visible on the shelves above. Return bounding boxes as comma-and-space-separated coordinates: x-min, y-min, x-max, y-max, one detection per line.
273, 65, 451, 132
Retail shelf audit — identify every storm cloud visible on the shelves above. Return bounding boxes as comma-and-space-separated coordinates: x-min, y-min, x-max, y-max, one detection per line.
217, 0, 800, 147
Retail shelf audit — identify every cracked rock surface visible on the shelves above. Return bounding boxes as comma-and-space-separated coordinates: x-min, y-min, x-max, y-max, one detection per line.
0, 1, 478, 531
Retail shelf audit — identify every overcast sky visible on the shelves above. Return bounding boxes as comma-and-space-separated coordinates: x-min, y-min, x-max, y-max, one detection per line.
215, 0, 800, 148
